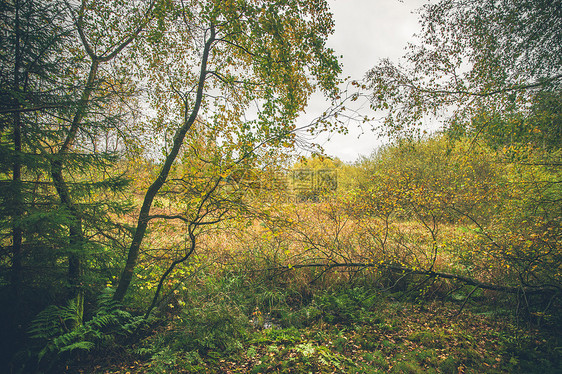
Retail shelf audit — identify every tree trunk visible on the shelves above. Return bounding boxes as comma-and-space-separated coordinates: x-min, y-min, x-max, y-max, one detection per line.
113, 24, 215, 302
49, 57, 98, 314
51, 158, 85, 313
11, 110, 23, 303
11, 0, 23, 307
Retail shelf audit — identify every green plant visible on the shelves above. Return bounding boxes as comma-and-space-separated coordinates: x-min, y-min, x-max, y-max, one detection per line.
261, 327, 302, 344
28, 288, 144, 369
148, 347, 178, 374
171, 297, 248, 355
391, 360, 426, 374
314, 287, 382, 326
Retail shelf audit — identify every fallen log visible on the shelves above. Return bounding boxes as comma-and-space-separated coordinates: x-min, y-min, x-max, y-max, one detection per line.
272, 262, 560, 295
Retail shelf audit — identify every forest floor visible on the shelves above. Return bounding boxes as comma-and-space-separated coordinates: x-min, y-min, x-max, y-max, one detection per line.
72, 295, 561, 374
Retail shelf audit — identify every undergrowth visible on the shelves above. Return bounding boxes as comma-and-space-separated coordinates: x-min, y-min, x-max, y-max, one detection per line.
11, 270, 562, 373
72, 274, 562, 374
19, 288, 148, 373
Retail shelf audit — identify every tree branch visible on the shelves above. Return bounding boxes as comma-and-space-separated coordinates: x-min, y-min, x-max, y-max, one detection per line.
269, 262, 560, 295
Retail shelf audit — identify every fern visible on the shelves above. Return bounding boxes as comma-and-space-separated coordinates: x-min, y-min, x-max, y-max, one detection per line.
96, 287, 121, 313
29, 299, 82, 341
28, 305, 67, 341
29, 288, 145, 367
58, 341, 95, 354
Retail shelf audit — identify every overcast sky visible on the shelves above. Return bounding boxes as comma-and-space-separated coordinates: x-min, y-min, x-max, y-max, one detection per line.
298, 0, 428, 162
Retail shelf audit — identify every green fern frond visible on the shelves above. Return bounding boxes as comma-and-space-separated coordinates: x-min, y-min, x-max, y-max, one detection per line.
29, 305, 67, 340
29, 289, 143, 366
58, 341, 95, 354
96, 287, 121, 313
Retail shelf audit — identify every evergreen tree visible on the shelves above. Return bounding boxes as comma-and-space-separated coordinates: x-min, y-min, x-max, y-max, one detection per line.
0, 0, 148, 337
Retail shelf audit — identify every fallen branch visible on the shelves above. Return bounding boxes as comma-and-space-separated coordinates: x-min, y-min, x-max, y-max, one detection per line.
270, 262, 560, 295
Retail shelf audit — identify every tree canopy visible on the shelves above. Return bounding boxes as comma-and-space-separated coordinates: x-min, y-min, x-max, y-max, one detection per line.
367, 0, 562, 139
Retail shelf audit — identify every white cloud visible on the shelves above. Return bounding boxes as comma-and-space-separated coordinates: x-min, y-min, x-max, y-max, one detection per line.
298, 0, 428, 162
